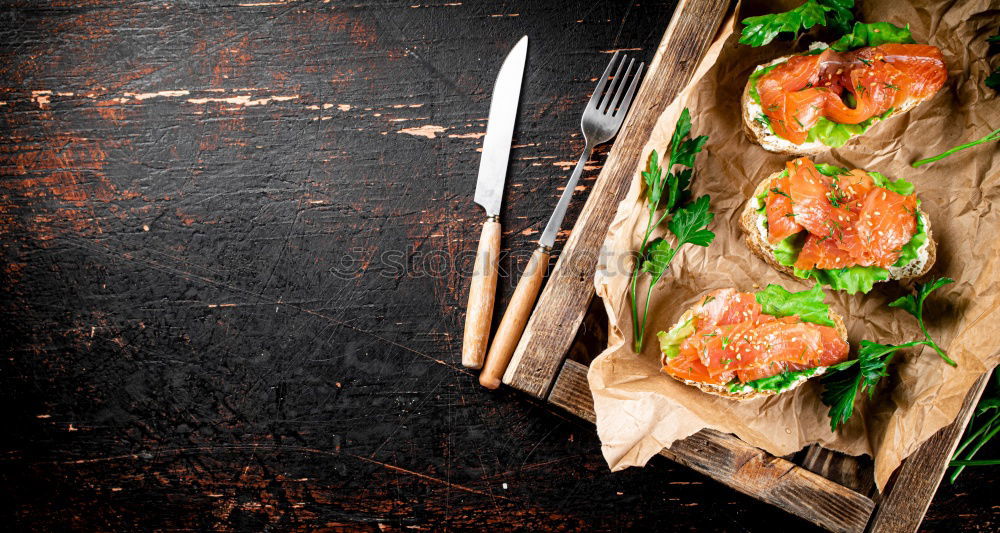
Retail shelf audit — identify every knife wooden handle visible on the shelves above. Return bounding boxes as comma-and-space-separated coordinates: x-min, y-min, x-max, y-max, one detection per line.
479, 245, 550, 388
462, 216, 501, 369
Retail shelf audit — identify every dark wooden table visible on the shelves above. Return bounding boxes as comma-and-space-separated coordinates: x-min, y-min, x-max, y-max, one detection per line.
1, 1, 996, 530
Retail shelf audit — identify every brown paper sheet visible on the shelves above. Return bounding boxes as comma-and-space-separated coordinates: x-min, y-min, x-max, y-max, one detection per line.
589, 0, 1000, 490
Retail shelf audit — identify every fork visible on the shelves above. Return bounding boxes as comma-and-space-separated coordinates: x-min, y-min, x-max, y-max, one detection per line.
479, 52, 644, 389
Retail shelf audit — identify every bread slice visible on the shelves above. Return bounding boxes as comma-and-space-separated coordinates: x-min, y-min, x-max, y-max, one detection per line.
739, 170, 936, 283
741, 48, 926, 155
659, 293, 848, 400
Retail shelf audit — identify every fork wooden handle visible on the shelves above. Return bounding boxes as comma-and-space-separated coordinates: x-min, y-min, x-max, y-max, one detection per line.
479, 245, 550, 388
462, 216, 501, 369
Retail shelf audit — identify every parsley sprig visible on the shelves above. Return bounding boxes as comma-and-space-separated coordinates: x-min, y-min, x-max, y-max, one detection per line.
629, 109, 714, 352
949, 369, 999, 482
820, 277, 956, 431
739, 0, 854, 48
911, 128, 1000, 168
888, 277, 958, 366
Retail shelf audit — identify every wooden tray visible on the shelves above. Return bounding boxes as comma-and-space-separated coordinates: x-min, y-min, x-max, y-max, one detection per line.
499, 1, 995, 531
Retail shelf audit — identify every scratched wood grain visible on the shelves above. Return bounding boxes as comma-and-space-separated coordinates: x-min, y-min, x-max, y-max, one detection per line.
0, 0, 996, 531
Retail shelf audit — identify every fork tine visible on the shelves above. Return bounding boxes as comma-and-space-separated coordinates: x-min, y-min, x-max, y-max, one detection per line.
587, 51, 620, 109
600, 56, 630, 113
612, 62, 644, 118
605, 58, 635, 114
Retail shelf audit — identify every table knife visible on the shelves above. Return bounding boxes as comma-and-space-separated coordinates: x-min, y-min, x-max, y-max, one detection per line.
462, 36, 528, 369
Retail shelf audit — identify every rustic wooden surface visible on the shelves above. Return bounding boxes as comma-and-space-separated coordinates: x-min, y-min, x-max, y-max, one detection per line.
1, 0, 996, 530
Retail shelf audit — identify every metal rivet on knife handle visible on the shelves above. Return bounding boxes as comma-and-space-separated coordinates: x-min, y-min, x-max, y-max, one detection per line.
480, 244, 550, 388
462, 216, 501, 369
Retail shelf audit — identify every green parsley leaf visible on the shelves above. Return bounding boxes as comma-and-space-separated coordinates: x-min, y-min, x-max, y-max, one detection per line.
666, 168, 694, 214
642, 150, 663, 208
739, 0, 855, 48
645, 109, 707, 215
949, 369, 1000, 482
830, 22, 915, 52
668, 195, 716, 248
755, 283, 835, 327
820, 339, 925, 430
889, 277, 957, 366
820, 357, 863, 430
888, 277, 952, 318
987, 67, 1000, 89
667, 108, 709, 173
640, 238, 674, 281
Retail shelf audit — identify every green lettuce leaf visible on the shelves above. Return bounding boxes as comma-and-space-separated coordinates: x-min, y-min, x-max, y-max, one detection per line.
748, 62, 783, 104
730, 366, 823, 393
830, 22, 915, 52
773, 232, 806, 266
795, 265, 890, 295
770, 234, 888, 294
893, 211, 925, 267
657, 317, 695, 360
815, 163, 847, 176
755, 283, 835, 327
869, 171, 915, 196
804, 109, 892, 147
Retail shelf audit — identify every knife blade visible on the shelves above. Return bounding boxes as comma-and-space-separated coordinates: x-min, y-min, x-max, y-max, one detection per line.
474, 35, 527, 216
462, 36, 527, 369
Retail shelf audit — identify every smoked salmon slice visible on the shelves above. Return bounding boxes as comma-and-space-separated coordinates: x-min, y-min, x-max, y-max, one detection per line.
663, 289, 848, 386
766, 157, 919, 270
765, 175, 803, 244
757, 44, 946, 142
856, 187, 918, 267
